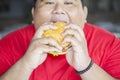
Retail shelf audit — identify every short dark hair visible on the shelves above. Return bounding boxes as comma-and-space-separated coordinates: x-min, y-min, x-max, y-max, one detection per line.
33, 0, 85, 7
33, 0, 37, 7
33, 0, 36, 3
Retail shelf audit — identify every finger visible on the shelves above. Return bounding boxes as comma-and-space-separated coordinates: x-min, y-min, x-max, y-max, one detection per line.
33, 23, 57, 39
62, 29, 84, 42
64, 24, 85, 37
42, 45, 61, 53
63, 37, 82, 54
38, 37, 62, 50
62, 35, 83, 49
63, 34, 88, 52
29, 38, 61, 54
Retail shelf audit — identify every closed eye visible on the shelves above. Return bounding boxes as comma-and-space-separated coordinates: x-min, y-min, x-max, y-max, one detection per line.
64, 2, 73, 5
45, 2, 55, 5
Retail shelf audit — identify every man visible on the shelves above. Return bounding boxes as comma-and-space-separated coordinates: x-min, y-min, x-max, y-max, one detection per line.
0, 0, 120, 80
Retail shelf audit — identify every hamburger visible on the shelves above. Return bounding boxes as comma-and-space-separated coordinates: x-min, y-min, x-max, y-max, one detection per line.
42, 22, 71, 56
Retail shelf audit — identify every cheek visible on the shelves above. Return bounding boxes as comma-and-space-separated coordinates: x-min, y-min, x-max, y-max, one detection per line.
33, 9, 52, 28
35, 10, 51, 21
69, 10, 83, 24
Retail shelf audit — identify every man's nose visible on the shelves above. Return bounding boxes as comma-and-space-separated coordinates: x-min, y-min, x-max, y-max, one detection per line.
52, 4, 65, 15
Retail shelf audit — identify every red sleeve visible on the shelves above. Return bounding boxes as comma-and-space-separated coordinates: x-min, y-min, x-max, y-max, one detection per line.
0, 31, 25, 75
0, 25, 35, 75
102, 37, 120, 78
85, 23, 120, 79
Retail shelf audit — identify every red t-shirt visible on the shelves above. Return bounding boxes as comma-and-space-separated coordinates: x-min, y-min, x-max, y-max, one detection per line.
0, 23, 120, 80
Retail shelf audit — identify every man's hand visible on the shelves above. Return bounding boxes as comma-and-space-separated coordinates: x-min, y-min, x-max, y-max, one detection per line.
62, 24, 91, 71
22, 23, 62, 69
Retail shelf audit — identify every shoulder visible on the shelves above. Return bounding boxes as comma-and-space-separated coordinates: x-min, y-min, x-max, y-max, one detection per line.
0, 24, 35, 75
84, 23, 119, 45
84, 23, 120, 49
0, 24, 35, 55
84, 23, 120, 79
84, 23, 116, 39
0, 24, 35, 44
0, 23, 35, 60
84, 23, 120, 63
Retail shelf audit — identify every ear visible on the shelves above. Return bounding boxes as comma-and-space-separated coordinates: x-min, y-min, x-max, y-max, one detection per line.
31, 7, 35, 23
83, 6, 88, 21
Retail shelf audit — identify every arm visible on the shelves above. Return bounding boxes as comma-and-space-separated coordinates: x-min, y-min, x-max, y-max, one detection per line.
0, 57, 34, 80
64, 32, 118, 80
80, 62, 117, 80
0, 23, 62, 80
63, 24, 119, 80
64, 29, 119, 80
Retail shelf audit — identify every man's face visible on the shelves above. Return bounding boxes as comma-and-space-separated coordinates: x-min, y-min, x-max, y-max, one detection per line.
32, 0, 88, 29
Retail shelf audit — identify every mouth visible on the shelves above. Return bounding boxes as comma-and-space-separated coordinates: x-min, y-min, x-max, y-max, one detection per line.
50, 15, 70, 24
51, 20, 68, 24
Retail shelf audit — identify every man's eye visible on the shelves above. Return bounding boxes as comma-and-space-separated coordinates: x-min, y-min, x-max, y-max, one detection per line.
45, 2, 55, 5
64, 2, 73, 5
